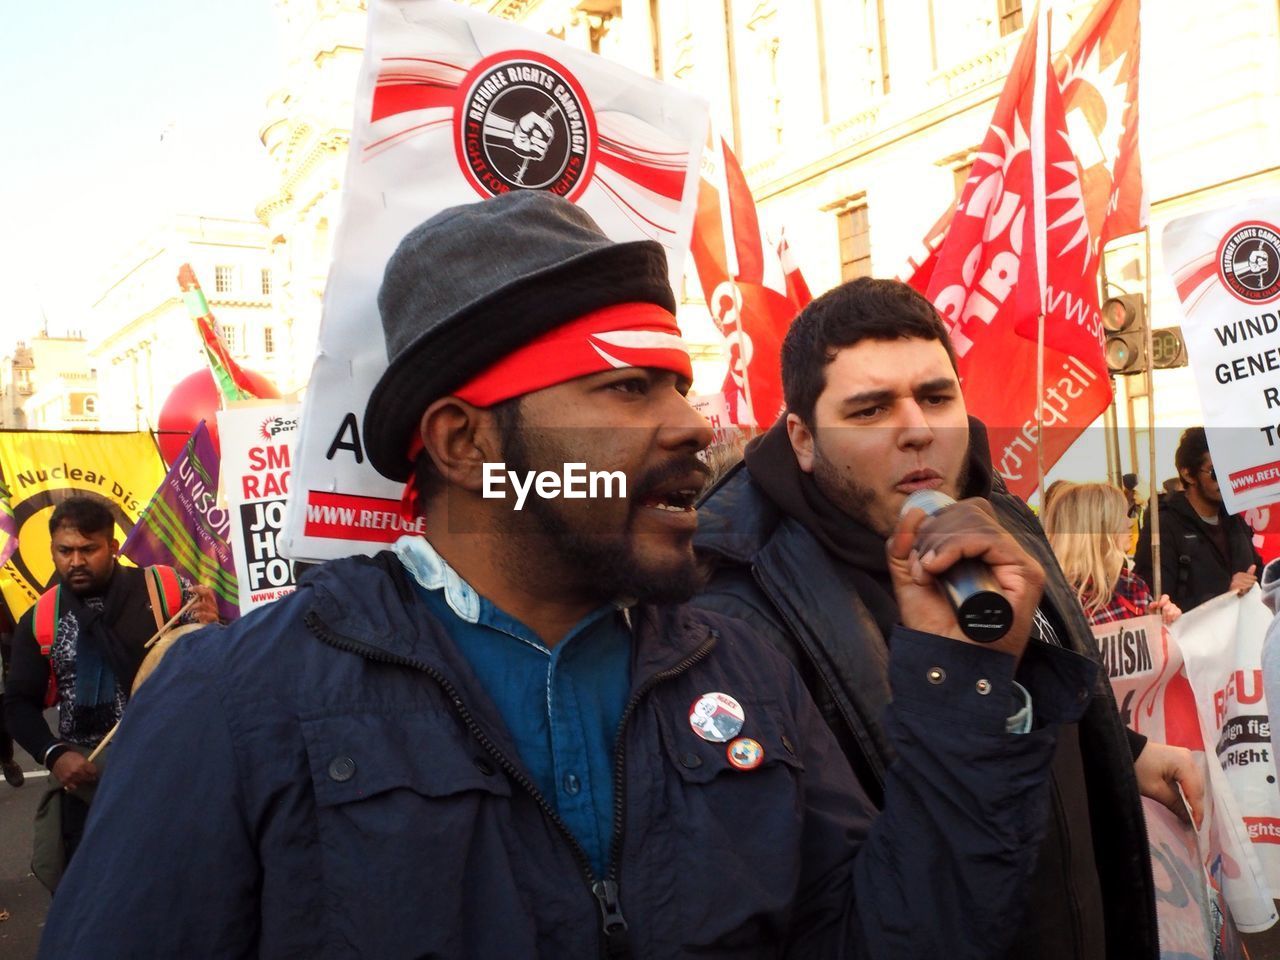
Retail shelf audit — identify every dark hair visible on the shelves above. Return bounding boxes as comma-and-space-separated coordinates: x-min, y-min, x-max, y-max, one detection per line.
780, 277, 957, 425
1174, 427, 1210, 481
48, 496, 115, 538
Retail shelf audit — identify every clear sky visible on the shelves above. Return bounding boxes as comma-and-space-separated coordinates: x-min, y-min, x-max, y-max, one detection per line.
0, 0, 282, 342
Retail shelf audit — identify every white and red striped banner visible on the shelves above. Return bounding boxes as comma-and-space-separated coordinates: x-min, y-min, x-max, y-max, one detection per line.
281, 0, 708, 562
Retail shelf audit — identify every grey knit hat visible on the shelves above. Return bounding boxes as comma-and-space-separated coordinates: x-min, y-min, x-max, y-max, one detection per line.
363, 192, 675, 481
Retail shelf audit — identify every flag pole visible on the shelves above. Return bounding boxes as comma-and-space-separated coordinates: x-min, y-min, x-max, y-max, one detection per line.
1144, 227, 1161, 598
1032, 0, 1051, 501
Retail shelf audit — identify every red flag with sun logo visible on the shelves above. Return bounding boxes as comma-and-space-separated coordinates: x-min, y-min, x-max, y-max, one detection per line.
905, 0, 1141, 498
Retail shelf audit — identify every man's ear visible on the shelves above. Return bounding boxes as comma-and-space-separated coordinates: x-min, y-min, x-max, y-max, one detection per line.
786, 412, 816, 473
418, 397, 502, 494
110, 538, 120, 556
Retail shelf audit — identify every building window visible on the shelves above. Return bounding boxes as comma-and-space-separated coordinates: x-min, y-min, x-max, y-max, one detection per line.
818, 0, 890, 120
220, 323, 238, 355
264, 326, 275, 355
837, 202, 872, 281
998, 0, 1023, 36
261, 268, 272, 296
953, 161, 974, 198
214, 265, 234, 294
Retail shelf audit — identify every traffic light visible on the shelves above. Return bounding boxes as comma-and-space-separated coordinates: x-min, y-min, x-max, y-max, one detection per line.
1102, 293, 1146, 375
1150, 327, 1189, 369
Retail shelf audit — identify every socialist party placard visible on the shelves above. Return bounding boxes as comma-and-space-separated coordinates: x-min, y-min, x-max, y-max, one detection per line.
1163, 199, 1280, 514
280, 0, 708, 561
218, 404, 306, 613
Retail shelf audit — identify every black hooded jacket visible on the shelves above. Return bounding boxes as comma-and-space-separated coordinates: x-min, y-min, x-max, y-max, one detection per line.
1134, 490, 1261, 612
692, 418, 1157, 960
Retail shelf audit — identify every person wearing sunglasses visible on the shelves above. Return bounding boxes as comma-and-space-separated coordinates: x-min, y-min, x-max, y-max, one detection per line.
1135, 427, 1260, 612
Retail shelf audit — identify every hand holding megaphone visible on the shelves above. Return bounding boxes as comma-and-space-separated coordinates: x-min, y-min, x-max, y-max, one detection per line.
888, 491, 1045, 660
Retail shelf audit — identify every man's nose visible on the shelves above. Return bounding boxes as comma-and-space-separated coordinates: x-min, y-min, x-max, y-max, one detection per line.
897, 400, 935, 450
661, 391, 715, 453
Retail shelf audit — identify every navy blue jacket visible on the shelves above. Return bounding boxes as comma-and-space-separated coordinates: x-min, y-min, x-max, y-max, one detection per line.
41, 551, 1093, 959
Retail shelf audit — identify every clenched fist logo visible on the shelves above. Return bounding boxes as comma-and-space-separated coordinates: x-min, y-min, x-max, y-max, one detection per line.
511, 112, 554, 160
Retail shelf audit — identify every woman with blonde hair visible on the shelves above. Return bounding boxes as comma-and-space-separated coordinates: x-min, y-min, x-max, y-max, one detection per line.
1044, 482, 1181, 626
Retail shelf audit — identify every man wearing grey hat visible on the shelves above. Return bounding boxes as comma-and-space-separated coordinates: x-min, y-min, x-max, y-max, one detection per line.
40, 191, 1097, 959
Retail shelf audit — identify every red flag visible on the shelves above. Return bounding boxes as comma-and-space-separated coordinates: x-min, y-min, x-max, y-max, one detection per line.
924, 8, 1115, 500
178, 264, 264, 405
690, 136, 811, 428
903, 0, 1143, 290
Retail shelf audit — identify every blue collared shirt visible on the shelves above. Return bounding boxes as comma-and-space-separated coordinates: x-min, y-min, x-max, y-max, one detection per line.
394, 536, 631, 877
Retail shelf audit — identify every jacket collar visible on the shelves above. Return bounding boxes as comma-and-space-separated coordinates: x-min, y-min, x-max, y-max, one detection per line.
299, 547, 714, 688
693, 462, 778, 565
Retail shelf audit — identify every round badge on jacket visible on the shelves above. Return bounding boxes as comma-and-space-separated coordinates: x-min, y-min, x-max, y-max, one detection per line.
727, 737, 764, 771
688, 692, 745, 743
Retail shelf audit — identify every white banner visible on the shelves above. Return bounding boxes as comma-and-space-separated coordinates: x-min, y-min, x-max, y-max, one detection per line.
1162, 199, 1280, 514
218, 403, 306, 613
280, 0, 708, 561
1177, 589, 1280, 910
1092, 612, 1276, 933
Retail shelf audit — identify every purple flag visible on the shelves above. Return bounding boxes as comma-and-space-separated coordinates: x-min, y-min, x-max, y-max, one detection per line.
122, 422, 239, 621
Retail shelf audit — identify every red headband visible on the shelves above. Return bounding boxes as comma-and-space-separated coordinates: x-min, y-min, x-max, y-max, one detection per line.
399, 301, 691, 520
453, 301, 691, 408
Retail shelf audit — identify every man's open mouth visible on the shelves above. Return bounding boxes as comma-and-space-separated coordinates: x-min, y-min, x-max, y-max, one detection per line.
639, 487, 700, 513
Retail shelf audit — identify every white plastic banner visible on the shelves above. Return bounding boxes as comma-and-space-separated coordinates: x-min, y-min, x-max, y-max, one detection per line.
1092, 612, 1276, 933
1163, 199, 1280, 514
217, 403, 306, 613
281, 0, 708, 561
1177, 589, 1280, 909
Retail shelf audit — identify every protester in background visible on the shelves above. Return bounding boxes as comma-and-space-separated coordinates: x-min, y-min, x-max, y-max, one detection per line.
1041, 479, 1069, 516
694, 277, 1202, 960
1121, 473, 1142, 555
1135, 427, 1260, 612
0, 606, 24, 786
44, 193, 1085, 959
1044, 482, 1179, 627
5, 497, 217, 865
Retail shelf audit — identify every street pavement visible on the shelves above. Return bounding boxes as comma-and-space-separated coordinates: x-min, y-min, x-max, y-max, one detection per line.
0, 753, 49, 960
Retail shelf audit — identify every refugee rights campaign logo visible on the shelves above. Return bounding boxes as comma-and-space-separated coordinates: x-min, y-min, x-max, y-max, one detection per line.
1218, 221, 1280, 304
455, 50, 596, 200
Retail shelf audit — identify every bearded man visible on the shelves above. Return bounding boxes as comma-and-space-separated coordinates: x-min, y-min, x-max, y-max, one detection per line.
43, 195, 1098, 959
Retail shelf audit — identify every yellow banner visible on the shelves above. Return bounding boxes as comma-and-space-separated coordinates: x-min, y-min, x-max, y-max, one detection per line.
0, 431, 164, 619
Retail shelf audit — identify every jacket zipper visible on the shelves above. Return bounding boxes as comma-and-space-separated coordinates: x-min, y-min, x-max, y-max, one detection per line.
306, 610, 716, 959
596, 630, 718, 958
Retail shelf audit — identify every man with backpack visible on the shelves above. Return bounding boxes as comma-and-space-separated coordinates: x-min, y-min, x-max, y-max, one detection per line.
1135, 427, 1261, 612
4, 496, 217, 862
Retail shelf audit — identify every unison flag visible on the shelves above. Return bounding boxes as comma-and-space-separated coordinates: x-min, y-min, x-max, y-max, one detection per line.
121, 422, 239, 621
0, 430, 164, 619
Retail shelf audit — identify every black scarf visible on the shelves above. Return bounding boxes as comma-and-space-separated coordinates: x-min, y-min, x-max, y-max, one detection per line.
59, 565, 153, 703
743, 416, 995, 638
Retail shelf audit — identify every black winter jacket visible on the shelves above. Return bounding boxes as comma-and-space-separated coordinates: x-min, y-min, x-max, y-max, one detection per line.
1134, 490, 1261, 612
41, 551, 1094, 959
693, 463, 1158, 960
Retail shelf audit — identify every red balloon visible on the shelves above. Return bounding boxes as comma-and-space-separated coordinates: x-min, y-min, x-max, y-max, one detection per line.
156, 369, 280, 466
